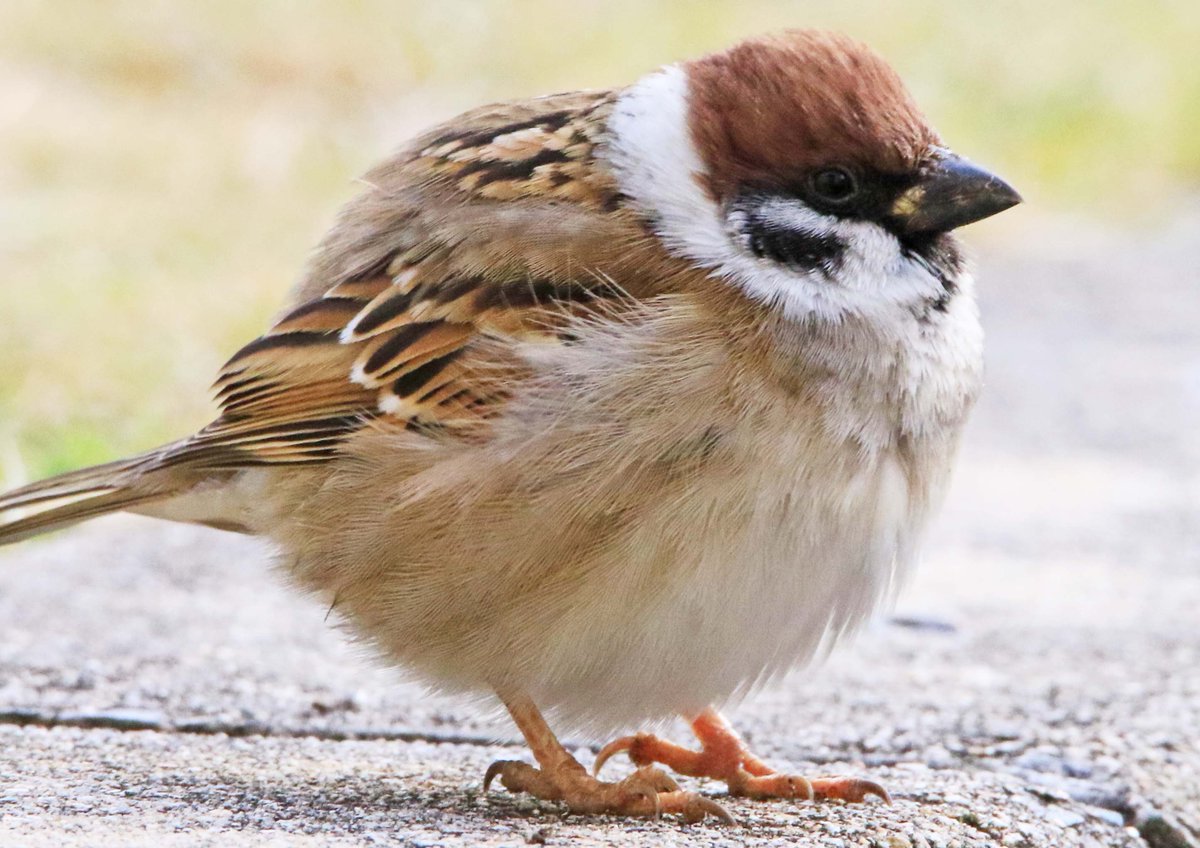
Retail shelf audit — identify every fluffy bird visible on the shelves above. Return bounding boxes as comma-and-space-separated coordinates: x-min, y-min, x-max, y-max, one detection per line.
0, 31, 1019, 822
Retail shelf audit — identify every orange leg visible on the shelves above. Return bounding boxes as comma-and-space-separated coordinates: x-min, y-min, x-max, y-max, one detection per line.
594, 707, 890, 804
484, 694, 734, 824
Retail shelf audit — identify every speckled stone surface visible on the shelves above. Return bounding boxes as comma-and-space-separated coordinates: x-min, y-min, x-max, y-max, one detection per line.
2, 221, 1198, 846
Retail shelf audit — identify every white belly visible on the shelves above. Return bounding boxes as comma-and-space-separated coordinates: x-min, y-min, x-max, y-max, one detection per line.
528, 444, 923, 734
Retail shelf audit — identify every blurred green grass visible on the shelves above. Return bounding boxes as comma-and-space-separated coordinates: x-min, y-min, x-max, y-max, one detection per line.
2, 0, 1198, 482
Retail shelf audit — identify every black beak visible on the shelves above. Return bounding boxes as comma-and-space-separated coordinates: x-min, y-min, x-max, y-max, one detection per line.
886, 153, 1021, 237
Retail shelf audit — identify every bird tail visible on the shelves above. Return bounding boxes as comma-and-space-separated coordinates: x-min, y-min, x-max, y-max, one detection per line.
0, 453, 168, 546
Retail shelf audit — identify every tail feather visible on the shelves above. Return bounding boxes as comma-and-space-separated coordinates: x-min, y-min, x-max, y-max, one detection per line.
0, 453, 166, 547
0, 488, 162, 546
0, 456, 151, 512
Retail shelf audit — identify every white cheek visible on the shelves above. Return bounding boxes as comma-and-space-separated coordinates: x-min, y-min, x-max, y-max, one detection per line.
607, 66, 948, 323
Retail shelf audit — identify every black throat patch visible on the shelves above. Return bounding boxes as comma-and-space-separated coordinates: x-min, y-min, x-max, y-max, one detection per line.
901, 232, 967, 319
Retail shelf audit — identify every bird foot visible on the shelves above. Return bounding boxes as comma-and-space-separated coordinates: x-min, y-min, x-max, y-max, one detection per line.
484, 758, 734, 823
594, 710, 890, 805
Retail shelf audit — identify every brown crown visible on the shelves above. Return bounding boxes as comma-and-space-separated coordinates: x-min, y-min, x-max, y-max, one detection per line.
685, 30, 940, 199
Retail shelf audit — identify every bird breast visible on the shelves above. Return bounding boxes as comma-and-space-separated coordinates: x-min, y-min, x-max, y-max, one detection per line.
282, 293, 982, 736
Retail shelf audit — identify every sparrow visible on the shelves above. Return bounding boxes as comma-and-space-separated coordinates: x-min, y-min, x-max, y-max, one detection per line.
0, 30, 1019, 823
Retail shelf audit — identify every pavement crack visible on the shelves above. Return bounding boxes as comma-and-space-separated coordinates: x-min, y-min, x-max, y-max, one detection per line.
0, 707, 524, 749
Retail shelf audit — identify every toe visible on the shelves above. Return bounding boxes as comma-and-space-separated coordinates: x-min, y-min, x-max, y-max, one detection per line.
628, 765, 680, 794
657, 790, 737, 825
484, 759, 555, 798
730, 769, 814, 801
811, 776, 892, 804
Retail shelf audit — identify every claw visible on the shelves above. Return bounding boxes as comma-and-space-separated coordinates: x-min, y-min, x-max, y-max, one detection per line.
593, 735, 635, 776
859, 779, 892, 804
642, 786, 661, 821
483, 759, 510, 793
812, 776, 892, 804
692, 795, 737, 825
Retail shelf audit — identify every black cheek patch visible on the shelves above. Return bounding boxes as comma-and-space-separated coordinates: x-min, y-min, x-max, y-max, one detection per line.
743, 216, 847, 275
730, 197, 847, 276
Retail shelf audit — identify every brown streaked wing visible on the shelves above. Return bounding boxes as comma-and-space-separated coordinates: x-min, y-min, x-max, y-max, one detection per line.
161, 265, 630, 469
153, 90, 639, 470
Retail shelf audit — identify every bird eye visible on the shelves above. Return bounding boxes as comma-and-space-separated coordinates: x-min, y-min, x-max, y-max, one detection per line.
810, 168, 858, 204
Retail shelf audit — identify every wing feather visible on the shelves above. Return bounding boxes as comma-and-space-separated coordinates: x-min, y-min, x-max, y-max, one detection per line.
152, 89, 685, 470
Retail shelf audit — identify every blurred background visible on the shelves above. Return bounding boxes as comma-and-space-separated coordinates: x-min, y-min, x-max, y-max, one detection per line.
1, 0, 1198, 481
